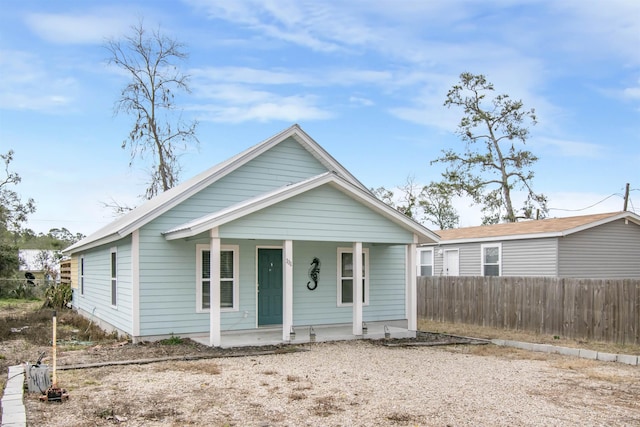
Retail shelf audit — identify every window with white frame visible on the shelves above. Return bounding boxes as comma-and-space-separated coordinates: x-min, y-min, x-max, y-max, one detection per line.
481, 243, 501, 276
418, 249, 433, 276
337, 247, 369, 306
110, 248, 117, 306
196, 244, 239, 312
80, 255, 85, 296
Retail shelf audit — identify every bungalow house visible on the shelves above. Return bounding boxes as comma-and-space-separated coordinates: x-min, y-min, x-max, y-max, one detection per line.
419, 211, 640, 278
64, 125, 439, 346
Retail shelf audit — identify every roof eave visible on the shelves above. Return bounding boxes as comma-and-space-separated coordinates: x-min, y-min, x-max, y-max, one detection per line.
63, 232, 125, 255
164, 173, 440, 244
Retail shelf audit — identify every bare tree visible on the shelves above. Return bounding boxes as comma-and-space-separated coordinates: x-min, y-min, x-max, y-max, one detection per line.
106, 22, 198, 199
433, 72, 547, 224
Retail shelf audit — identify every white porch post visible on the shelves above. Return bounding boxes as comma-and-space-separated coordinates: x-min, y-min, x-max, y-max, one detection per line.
131, 230, 140, 342
209, 228, 221, 347
352, 241, 363, 335
283, 240, 294, 342
406, 239, 417, 331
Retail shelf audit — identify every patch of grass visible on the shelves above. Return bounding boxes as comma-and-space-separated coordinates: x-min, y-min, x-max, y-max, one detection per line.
159, 334, 184, 345
286, 374, 300, 382
418, 319, 640, 355
0, 298, 42, 311
261, 369, 277, 375
0, 307, 113, 345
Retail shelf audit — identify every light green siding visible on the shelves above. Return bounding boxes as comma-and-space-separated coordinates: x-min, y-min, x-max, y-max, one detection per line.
291, 241, 407, 325
221, 185, 414, 243
78, 135, 414, 339
136, 137, 330, 336
165, 136, 329, 226
73, 237, 133, 335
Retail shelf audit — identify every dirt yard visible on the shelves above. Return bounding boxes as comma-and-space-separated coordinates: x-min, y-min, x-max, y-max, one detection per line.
2, 304, 640, 426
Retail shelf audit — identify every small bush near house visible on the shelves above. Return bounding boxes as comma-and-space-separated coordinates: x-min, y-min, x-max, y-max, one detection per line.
43, 283, 72, 309
159, 334, 184, 345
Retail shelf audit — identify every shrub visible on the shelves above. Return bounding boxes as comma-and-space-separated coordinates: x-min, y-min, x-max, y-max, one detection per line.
44, 283, 72, 309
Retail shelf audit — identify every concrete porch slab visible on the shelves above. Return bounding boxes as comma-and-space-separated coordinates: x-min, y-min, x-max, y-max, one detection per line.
191, 320, 414, 348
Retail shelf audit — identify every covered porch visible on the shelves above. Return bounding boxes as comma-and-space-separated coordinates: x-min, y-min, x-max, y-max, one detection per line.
191, 320, 414, 348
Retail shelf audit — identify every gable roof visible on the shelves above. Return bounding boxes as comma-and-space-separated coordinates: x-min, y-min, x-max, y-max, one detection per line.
430, 211, 640, 244
163, 171, 440, 244
65, 125, 415, 254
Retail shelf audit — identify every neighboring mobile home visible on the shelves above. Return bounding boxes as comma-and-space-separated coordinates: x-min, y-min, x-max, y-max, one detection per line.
64, 125, 439, 346
419, 211, 640, 278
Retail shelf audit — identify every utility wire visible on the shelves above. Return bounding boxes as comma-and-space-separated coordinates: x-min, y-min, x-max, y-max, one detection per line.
548, 193, 622, 212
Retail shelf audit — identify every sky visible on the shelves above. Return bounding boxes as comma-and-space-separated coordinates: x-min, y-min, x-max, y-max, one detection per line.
1, 0, 639, 236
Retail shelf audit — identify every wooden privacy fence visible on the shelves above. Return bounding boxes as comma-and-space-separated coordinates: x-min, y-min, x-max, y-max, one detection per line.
418, 276, 640, 345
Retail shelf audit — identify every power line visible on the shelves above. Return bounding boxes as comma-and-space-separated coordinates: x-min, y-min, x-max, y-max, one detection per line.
548, 193, 623, 212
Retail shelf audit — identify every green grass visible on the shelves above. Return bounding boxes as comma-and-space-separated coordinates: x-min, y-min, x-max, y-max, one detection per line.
159, 334, 184, 345
0, 298, 42, 309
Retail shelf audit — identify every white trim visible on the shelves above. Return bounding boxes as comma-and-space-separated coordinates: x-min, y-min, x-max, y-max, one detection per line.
407, 243, 417, 331
481, 242, 502, 276
110, 246, 117, 308
417, 248, 434, 277
64, 124, 376, 255
442, 249, 459, 276
337, 247, 370, 307
283, 240, 294, 342
163, 172, 440, 244
196, 243, 240, 313
209, 229, 221, 347
131, 230, 140, 338
352, 242, 363, 335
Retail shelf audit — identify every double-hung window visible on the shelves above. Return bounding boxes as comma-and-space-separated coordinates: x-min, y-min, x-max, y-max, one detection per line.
110, 248, 117, 306
418, 249, 433, 276
337, 247, 369, 306
196, 244, 239, 312
481, 243, 501, 276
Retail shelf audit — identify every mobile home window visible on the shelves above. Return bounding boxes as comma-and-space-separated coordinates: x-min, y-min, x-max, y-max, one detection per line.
481, 243, 501, 276
337, 247, 369, 306
418, 249, 433, 276
110, 248, 117, 306
197, 245, 239, 312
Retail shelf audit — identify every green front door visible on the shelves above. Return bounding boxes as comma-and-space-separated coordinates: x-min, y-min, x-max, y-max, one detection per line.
258, 248, 283, 326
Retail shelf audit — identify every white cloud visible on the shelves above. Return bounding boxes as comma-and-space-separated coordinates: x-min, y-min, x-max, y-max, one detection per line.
0, 50, 77, 112
550, 1, 640, 66
622, 78, 640, 100
349, 96, 374, 107
534, 137, 604, 158
25, 11, 133, 44
193, 94, 332, 123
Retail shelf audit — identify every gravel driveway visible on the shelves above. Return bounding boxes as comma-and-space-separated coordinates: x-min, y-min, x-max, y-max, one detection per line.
26, 340, 640, 426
